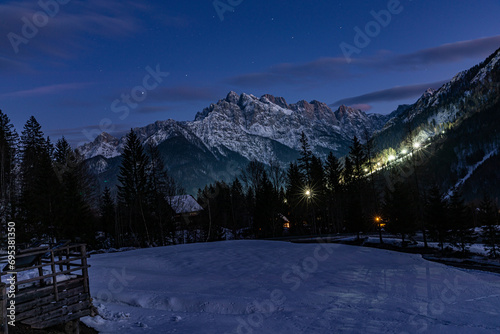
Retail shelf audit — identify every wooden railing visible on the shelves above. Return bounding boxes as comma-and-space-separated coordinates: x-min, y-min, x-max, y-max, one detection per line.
0, 244, 92, 333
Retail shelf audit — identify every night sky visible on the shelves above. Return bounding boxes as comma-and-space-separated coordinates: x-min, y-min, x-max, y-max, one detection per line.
1, 0, 500, 146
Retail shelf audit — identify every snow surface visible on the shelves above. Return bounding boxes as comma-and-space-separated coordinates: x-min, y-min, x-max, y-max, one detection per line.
82, 240, 500, 333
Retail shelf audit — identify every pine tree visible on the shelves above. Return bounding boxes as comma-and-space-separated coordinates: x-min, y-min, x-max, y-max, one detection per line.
325, 153, 342, 194
448, 190, 476, 256
268, 158, 285, 193
363, 130, 380, 222
425, 185, 449, 251
479, 194, 500, 258
48, 137, 94, 242
146, 143, 180, 245
342, 156, 354, 186
117, 130, 151, 246
54, 136, 73, 181
345, 137, 368, 240
100, 186, 116, 240
298, 132, 312, 182
285, 162, 305, 234
54, 136, 72, 164
349, 136, 366, 179
19, 117, 59, 241
309, 156, 324, 234
58, 155, 92, 241
0, 110, 18, 227
230, 178, 246, 238
254, 172, 277, 237
325, 152, 343, 233
20, 116, 45, 190
240, 159, 266, 195
383, 180, 417, 246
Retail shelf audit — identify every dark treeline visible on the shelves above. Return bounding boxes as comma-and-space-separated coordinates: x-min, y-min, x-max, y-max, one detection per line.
199, 132, 500, 258
1, 110, 499, 256
0, 111, 185, 249
0, 112, 99, 246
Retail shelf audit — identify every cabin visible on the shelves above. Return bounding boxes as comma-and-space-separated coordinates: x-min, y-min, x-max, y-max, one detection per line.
1, 243, 92, 333
167, 195, 204, 243
167, 195, 204, 217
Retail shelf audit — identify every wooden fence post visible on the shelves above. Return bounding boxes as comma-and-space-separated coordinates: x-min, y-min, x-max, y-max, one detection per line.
50, 251, 59, 301
81, 245, 89, 294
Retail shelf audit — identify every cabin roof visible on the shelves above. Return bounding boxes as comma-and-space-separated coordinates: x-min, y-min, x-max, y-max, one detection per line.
167, 195, 204, 214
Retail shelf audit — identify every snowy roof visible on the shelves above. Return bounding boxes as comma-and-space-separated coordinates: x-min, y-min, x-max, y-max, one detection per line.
167, 195, 204, 214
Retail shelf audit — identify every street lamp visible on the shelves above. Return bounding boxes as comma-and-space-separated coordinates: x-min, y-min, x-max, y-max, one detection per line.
375, 216, 383, 244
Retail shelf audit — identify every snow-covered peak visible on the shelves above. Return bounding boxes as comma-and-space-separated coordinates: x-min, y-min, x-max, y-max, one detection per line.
79, 92, 390, 165
422, 88, 437, 98
77, 132, 121, 160
260, 94, 289, 109
225, 91, 240, 104
96, 132, 118, 144
335, 105, 361, 118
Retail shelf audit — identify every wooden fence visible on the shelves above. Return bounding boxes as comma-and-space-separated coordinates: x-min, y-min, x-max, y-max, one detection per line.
0, 244, 92, 333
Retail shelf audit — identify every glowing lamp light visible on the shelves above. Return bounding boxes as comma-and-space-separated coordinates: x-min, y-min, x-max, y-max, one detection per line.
388, 155, 396, 161
305, 190, 311, 197
413, 142, 421, 149
364, 168, 368, 172
401, 149, 408, 155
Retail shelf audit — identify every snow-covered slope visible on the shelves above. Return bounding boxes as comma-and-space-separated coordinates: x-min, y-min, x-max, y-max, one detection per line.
370, 48, 500, 202
375, 47, 500, 145
82, 240, 500, 333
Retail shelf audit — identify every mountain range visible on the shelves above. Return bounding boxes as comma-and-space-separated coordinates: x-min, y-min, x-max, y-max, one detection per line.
79, 94, 392, 193
78, 48, 500, 201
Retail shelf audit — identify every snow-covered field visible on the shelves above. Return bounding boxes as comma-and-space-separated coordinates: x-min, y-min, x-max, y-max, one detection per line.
82, 240, 500, 333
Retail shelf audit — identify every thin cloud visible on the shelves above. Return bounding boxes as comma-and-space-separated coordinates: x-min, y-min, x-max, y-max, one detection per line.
0, 56, 31, 73
0, 0, 188, 58
0, 83, 92, 99
350, 104, 373, 112
229, 36, 500, 88
332, 80, 448, 106
389, 36, 500, 68
229, 58, 351, 87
